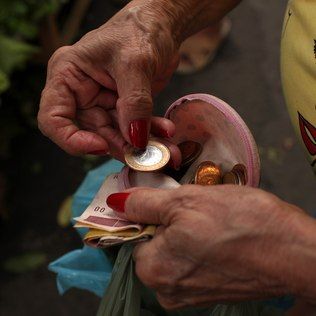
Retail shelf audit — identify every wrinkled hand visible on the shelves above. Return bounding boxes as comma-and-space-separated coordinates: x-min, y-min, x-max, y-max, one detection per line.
107, 185, 315, 309
38, 2, 180, 161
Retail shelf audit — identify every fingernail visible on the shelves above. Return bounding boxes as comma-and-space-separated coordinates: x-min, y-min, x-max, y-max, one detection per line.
106, 193, 130, 213
129, 120, 148, 149
88, 150, 107, 156
158, 128, 172, 138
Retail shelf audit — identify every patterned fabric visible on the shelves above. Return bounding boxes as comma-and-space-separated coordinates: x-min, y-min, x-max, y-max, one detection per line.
281, 0, 316, 171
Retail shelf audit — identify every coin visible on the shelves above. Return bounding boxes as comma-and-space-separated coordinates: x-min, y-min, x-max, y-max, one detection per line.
232, 164, 247, 185
164, 141, 202, 182
222, 171, 240, 185
178, 141, 202, 168
124, 140, 170, 172
194, 161, 222, 185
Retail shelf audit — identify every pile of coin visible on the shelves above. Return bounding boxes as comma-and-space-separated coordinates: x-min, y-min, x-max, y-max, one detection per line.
124, 140, 247, 186
222, 164, 247, 185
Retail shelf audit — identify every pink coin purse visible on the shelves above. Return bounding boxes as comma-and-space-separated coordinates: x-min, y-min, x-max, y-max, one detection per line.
119, 93, 260, 189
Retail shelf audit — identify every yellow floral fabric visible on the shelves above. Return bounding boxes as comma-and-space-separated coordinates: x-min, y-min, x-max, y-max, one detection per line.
281, 0, 316, 171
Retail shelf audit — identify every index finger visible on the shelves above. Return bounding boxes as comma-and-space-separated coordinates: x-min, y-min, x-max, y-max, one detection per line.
38, 84, 109, 155
107, 188, 176, 226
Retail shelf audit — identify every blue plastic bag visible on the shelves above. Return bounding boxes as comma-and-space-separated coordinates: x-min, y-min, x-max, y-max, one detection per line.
48, 159, 124, 297
49, 246, 112, 297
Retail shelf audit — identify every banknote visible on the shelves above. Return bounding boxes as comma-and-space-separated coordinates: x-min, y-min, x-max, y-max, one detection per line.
74, 173, 144, 232
84, 225, 156, 248
74, 170, 179, 248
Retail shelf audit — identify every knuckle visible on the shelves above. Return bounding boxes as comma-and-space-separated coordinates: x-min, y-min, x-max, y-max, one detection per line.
135, 263, 154, 287
64, 147, 81, 156
171, 185, 198, 211
118, 92, 152, 114
136, 51, 156, 69
37, 112, 46, 135
120, 47, 156, 70
157, 278, 178, 293
37, 107, 50, 137
255, 189, 279, 210
157, 295, 180, 310
266, 197, 283, 215
48, 46, 72, 67
79, 28, 99, 42
126, 191, 144, 219
135, 260, 162, 289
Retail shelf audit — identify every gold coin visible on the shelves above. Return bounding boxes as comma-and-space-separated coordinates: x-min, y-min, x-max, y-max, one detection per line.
178, 141, 202, 168
194, 161, 222, 185
231, 164, 247, 185
222, 171, 240, 185
124, 140, 170, 172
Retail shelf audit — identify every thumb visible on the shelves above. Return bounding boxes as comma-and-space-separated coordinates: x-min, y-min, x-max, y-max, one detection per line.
115, 66, 153, 149
106, 189, 174, 225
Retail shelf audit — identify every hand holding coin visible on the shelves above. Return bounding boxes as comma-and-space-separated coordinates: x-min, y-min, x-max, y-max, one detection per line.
125, 140, 171, 172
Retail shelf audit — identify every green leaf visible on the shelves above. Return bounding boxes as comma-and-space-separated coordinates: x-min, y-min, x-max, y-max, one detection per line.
83, 154, 100, 162
0, 34, 38, 75
3, 252, 47, 274
57, 196, 73, 227
0, 70, 9, 93
32, 1, 61, 21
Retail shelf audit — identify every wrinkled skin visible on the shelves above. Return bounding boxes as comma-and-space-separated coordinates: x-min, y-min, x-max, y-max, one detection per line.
38, 0, 241, 160
38, 4, 180, 160
38, 0, 316, 312
117, 185, 316, 310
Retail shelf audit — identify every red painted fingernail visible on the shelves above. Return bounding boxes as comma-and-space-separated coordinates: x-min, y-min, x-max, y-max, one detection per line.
129, 120, 148, 149
88, 150, 107, 156
158, 128, 172, 138
106, 193, 130, 213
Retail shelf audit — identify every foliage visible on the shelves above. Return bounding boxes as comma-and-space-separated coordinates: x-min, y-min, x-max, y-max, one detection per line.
0, 0, 65, 93
2, 252, 47, 274
0, 1, 61, 38
0, 35, 38, 93
57, 196, 73, 227
0, 1, 67, 158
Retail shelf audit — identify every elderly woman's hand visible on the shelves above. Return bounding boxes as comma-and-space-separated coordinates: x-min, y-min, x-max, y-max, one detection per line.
38, 0, 241, 160
38, 1, 180, 160
107, 185, 316, 309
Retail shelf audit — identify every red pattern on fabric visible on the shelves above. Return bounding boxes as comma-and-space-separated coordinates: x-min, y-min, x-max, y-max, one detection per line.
298, 112, 316, 156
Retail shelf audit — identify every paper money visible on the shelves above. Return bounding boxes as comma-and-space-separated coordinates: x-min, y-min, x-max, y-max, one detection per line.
84, 225, 156, 248
74, 173, 143, 233
74, 170, 180, 248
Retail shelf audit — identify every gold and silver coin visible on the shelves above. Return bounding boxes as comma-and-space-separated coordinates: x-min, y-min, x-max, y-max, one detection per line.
124, 140, 170, 172
222, 164, 247, 185
194, 161, 222, 185
178, 141, 202, 168
232, 164, 247, 185
222, 171, 240, 185
164, 140, 202, 182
